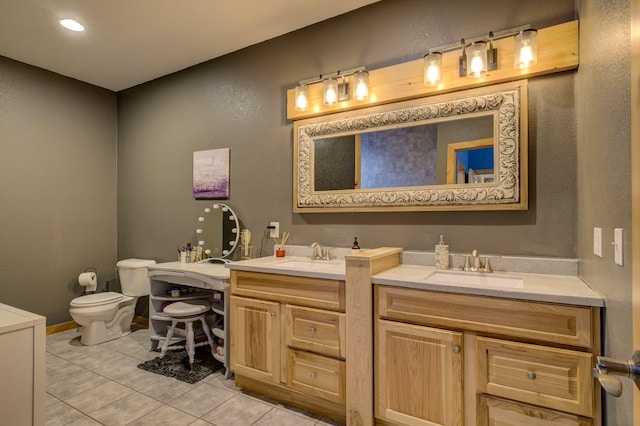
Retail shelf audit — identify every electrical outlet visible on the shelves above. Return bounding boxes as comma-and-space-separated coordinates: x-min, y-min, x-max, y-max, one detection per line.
269, 221, 280, 239
593, 227, 603, 257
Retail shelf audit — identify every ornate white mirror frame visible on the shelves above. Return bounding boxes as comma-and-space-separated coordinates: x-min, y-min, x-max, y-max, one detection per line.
293, 80, 527, 212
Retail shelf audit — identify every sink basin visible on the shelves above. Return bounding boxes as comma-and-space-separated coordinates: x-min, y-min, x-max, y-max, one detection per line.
269, 258, 344, 270
425, 270, 524, 288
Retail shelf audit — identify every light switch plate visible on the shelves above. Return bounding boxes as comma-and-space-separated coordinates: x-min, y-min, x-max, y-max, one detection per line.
593, 227, 603, 257
614, 228, 623, 266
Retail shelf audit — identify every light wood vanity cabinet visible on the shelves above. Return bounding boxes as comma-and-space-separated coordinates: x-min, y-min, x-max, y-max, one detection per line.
376, 319, 464, 426
229, 296, 280, 383
230, 270, 346, 421
375, 285, 601, 426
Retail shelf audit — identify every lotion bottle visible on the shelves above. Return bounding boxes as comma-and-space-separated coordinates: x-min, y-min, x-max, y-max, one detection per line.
352, 237, 360, 250
435, 235, 450, 269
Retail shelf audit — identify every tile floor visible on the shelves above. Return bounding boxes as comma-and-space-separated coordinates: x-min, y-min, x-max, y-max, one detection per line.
45, 327, 343, 426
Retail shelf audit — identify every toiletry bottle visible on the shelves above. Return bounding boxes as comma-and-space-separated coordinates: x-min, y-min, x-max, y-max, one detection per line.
352, 237, 360, 250
435, 235, 450, 269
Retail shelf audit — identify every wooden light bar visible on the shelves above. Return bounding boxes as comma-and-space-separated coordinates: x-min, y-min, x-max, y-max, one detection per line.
286, 20, 578, 120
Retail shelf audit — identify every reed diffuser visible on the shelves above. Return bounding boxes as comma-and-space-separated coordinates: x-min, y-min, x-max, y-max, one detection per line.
274, 231, 290, 257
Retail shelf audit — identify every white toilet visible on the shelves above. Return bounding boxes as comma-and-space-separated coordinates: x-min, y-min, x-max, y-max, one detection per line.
69, 258, 156, 345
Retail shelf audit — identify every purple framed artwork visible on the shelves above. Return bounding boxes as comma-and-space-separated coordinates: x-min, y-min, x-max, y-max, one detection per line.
193, 148, 230, 199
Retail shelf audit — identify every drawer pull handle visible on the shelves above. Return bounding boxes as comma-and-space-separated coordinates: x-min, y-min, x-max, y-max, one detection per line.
310, 372, 316, 379
453, 346, 461, 354
527, 371, 537, 380
270, 312, 276, 318
309, 327, 316, 334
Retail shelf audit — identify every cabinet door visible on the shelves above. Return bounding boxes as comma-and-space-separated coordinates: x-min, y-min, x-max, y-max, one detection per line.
230, 296, 280, 383
376, 319, 463, 426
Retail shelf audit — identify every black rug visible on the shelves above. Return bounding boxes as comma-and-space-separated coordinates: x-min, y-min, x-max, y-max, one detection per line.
137, 347, 223, 384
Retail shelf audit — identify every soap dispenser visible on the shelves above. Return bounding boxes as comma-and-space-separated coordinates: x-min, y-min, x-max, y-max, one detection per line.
435, 235, 450, 269
352, 237, 360, 251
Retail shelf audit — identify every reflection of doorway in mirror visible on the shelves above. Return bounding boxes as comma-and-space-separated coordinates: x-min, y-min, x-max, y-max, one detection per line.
446, 138, 494, 184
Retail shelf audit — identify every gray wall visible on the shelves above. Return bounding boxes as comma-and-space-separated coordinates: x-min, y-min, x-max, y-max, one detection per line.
576, 0, 633, 424
0, 57, 117, 325
117, 0, 578, 264
0, 0, 633, 422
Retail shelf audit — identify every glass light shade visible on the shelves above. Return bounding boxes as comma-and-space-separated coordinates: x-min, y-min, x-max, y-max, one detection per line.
294, 84, 309, 111
423, 52, 442, 86
353, 70, 369, 101
466, 41, 487, 78
514, 29, 538, 68
323, 77, 338, 106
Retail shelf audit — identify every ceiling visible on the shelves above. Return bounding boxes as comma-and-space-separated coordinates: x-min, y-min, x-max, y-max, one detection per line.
0, 0, 380, 92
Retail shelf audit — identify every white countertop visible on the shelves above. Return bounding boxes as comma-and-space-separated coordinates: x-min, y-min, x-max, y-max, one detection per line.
149, 261, 230, 278
373, 264, 605, 307
148, 261, 230, 291
0, 303, 46, 334
222, 254, 605, 308
225, 256, 346, 280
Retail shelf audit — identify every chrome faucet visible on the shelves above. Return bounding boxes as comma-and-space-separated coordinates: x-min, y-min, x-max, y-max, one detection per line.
311, 242, 324, 260
462, 249, 492, 273
310, 242, 331, 260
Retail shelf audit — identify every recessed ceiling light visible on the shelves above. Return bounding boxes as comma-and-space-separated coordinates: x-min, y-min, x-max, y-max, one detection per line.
59, 19, 84, 32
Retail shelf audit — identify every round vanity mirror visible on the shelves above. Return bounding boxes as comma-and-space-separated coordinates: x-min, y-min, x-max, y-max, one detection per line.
195, 203, 240, 262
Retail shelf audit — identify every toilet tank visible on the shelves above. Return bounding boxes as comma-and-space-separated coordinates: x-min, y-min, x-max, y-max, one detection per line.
116, 259, 156, 297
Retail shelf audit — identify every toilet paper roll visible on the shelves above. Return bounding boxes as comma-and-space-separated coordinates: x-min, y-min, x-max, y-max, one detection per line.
78, 272, 97, 287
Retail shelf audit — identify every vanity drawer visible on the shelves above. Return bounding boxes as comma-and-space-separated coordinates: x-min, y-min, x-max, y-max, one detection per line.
286, 348, 346, 404
377, 286, 594, 348
476, 337, 593, 417
231, 271, 345, 311
285, 305, 345, 358
477, 395, 592, 426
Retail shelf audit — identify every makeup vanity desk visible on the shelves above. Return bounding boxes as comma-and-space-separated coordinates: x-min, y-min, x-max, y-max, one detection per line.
147, 261, 231, 377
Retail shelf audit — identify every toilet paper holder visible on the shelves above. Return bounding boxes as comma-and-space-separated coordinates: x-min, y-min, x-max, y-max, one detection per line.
79, 268, 98, 294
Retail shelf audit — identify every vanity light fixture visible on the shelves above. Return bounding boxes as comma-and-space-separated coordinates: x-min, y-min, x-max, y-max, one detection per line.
293, 66, 368, 111
465, 41, 491, 78
353, 70, 370, 101
294, 83, 309, 111
59, 18, 85, 32
423, 52, 442, 86
422, 24, 536, 85
323, 77, 339, 106
514, 29, 538, 68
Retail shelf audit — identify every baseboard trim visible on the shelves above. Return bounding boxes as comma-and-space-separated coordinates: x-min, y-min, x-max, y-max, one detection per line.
46, 316, 148, 335
46, 321, 77, 335
133, 316, 149, 327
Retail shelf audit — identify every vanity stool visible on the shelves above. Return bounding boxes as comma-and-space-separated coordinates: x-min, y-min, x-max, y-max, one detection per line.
159, 300, 215, 372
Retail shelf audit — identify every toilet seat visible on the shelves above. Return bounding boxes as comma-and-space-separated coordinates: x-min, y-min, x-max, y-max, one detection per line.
70, 292, 124, 308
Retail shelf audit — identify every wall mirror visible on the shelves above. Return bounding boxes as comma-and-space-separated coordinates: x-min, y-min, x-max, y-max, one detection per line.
293, 80, 527, 212
196, 203, 239, 262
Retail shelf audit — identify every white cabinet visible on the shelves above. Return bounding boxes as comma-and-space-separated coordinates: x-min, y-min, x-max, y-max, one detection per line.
147, 262, 230, 376
0, 303, 45, 426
